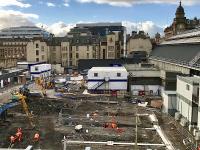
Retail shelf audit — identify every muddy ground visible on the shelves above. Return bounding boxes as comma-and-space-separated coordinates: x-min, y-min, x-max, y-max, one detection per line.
0, 94, 195, 150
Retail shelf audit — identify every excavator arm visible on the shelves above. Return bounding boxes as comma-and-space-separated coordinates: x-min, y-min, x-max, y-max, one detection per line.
12, 93, 35, 127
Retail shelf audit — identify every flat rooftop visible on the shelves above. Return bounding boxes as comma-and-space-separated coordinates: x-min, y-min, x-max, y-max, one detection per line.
89, 67, 127, 72
178, 76, 200, 84
76, 22, 122, 27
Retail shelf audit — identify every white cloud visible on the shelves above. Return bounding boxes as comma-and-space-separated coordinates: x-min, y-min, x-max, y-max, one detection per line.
122, 21, 164, 37
64, 0, 70, 7
0, 9, 39, 29
76, 0, 200, 7
64, 3, 70, 7
0, 9, 163, 38
0, 0, 31, 8
46, 2, 56, 7
36, 22, 75, 36
36, 21, 163, 37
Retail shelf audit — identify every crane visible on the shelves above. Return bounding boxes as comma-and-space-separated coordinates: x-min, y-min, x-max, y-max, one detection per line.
11, 92, 35, 127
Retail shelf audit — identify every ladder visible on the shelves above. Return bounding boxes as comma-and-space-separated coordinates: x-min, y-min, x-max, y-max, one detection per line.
92, 81, 105, 90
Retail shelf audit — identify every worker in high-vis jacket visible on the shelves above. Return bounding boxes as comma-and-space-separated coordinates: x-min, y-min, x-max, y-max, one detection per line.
33, 133, 40, 142
10, 136, 15, 143
16, 128, 22, 142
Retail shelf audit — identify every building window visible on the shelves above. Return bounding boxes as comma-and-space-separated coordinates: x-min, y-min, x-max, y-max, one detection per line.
42, 55, 45, 60
76, 53, 79, 59
87, 45, 89, 51
35, 67, 38, 71
93, 53, 96, 58
117, 73, 121, 77
41, 46, 44, 51
76, 46, 79, 51
109, 38, 113, 43
36, 58, 39, 62
186, 84, 190, 91
108, 46, 114, 51
108, 52, 115, 58
70, 53, 72, 59
94, 73, 98, 77
36, 43, 39, 48
103, 49, 106, 59
53, 46, 56, 51
36, 50, 39, 56
93, 46, 96, 51
87, 53, 89, 59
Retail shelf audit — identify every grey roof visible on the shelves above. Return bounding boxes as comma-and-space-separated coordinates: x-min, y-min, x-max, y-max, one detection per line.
0, 38, 30, 42
47, 37, 69, 46
178, 76, 200, 85
76, 22, 122, 27
78, 58, 145, 71
150, 43, 200, 68
69, 35, 100, 46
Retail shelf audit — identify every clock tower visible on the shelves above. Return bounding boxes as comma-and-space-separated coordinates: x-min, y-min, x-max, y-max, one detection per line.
173, 1, 186, 34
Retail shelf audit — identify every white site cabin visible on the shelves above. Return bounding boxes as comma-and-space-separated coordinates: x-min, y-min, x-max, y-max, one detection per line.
30, 64, 51, 79
87, 67, 128, 92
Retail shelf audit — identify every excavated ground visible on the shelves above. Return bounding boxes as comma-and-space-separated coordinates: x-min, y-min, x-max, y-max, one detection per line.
0, 94, 194, 150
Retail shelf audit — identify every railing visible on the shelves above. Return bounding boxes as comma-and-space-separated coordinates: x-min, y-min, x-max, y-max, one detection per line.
91, 81, 105, 90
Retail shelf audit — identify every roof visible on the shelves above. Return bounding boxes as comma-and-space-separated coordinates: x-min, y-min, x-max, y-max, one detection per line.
69, 35, 100, 45
176, 1, 185, 14
150, 43, 200, 69
167, 28, 200, 40
178, 76, 200, 85
161, 37, 200, 45
76, 22, 122, 27
47, 37, 68, 46
0, 38, 30, 42
78, 58, 144, 71
163, 91, 177, 95
89, 66, 127, 72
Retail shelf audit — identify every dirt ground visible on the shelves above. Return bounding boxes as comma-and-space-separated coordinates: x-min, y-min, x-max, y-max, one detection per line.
0, 93, 196, 150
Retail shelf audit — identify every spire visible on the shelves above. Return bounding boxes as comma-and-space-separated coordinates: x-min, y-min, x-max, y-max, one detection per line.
180, 0, 182, 6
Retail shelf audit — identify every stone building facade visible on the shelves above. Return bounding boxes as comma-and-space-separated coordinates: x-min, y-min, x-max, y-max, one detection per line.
0, 39, 28, 69
127, 31, 152, 56
26, 39, 49, 63
0, 23, 125, 69
164, 1, 200, 39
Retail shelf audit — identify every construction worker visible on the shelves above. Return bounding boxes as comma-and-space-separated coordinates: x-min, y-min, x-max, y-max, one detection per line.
111, 122, 117, 129
33, 133, 40, 142
15, 128, 22, 142
198, 145, 200, 150
10, 136, 15, 143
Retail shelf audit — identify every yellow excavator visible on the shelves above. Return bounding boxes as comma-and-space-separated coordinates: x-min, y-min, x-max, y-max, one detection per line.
35, 77, 47, 97
35, 77, 54, 96
12, 92, 35, 127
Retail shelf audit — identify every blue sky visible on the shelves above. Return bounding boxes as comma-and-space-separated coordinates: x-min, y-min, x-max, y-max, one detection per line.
0, 0, 200, 36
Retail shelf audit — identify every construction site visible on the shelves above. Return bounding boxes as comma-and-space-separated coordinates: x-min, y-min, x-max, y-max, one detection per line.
0, 72, 198, 150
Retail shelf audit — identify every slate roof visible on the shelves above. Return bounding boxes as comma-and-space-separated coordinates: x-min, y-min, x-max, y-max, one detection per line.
47, 37, 68, 46
69, 35, 100, 46
150, 43, 200, 69
78, 58, 144, 71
